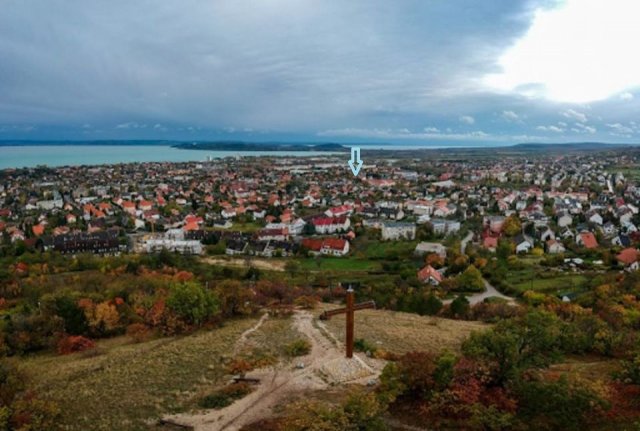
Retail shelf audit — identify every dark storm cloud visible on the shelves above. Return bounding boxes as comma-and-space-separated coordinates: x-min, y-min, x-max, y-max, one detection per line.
0, 0, 638, 143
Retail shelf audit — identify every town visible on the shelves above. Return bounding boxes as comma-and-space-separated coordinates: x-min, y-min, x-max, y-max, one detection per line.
2, 146, 640, 300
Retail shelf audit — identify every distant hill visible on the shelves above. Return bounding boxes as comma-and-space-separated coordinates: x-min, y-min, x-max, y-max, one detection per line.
171, 141, 348, 152
0, 140, 349, 152
513, 142, 637, 151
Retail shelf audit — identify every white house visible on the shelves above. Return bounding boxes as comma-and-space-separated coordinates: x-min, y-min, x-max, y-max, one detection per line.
381, 222, 416, 240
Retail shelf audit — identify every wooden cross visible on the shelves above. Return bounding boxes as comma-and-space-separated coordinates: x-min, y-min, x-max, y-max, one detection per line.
319, 286, 375, 358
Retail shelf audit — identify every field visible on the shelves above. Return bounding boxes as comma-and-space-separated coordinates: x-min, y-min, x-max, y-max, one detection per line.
504, 266, 589, 294
320, 306, 490, 354
354, 239, 419, 260
607, 165, 640, 181
21, 316, 301, 431
298, 256, 380, 272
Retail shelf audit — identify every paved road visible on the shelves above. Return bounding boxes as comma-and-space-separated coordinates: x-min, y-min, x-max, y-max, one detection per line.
460, 231, 474, 254
444, 278, 516, 305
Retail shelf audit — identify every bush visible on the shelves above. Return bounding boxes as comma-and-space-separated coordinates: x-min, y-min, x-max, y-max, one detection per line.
56, 335, 95, 355
285, 339, 312, 357
354, 338, 377, 355
126, 323, 152, 343
199, 382, 253, 409
294, 295, 319, 310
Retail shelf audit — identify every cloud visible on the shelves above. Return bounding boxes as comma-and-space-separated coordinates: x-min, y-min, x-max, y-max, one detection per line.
620, 92, 634, 101
484, 0, 640, 103
561, 109, 588, 123
0, 0, 638, 144
318, 128, 549, 144
606, 123, 634, 135
572, 123, 596, 134
115, 122, 147, 129
501, 110, 520, 122
459, 115, 476, 125
536, 125, 564, 133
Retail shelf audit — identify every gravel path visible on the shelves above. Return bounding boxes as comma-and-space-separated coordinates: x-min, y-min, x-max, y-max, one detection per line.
444, 278, 516, 305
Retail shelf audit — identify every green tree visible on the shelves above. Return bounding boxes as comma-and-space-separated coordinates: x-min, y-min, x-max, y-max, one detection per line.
514, 376, 608, 431
456, 265, 485, 292
462, 310, 564, 383
450, 294, 470, 318
166, 282, 219, 325
42, 293, 89, 335
424, 294, 443, 316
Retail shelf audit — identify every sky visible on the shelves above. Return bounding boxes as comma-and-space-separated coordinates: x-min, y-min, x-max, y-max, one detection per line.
1, 0, 639, 145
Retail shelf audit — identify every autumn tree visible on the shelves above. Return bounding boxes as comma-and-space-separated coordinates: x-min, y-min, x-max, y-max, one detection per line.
502, 216, 522, 237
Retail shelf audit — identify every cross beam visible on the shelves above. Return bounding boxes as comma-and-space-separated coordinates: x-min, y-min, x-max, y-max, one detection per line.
319, 289, 375, 358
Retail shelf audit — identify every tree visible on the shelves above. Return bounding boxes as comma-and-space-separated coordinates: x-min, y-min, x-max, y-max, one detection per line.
450, 294, 470, 318
424, 294, 443, 316
43, 294, 89, 335
462, 310, 564, 383
502, 216, 522, 237
456, 265, 485, 292
514, 376, 608, 431
166, 281, 219, 325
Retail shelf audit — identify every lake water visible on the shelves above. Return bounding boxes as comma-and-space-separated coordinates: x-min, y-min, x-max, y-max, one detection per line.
0, 145, 339, 169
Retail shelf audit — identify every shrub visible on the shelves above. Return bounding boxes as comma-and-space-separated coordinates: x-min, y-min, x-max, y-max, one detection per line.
294, 295, 318, 310
56, 335, 95, 355
126, 323, 152, 343
199, 382, 253, 409
354, 338, 377, 355
285, 339, 312, 357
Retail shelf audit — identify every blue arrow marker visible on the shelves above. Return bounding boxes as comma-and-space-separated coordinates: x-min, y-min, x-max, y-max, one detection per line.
348, 147, 363, 177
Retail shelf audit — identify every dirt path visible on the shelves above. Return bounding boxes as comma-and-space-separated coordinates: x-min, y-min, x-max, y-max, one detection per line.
233, 313, 269, 355
163, 310, 382, 431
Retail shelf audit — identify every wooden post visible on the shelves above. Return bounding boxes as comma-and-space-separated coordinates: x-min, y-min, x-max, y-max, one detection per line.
346, 287, 355, 358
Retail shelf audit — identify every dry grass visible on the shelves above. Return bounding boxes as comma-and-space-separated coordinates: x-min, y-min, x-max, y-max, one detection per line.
236, 316, 305, 360
320, 305, 490, 354
202, 257, 286, 272
544, 355, 620, 382
21, 318, 260, 431
20, 314, 305, 431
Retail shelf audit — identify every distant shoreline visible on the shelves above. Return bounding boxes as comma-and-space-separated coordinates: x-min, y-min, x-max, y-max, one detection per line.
0, 140, 637, 151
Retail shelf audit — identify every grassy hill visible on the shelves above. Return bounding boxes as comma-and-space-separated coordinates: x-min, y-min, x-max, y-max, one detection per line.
320, 306, 489, 354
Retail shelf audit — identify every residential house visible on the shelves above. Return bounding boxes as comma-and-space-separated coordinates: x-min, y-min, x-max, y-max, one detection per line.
417, 265, 443, 285
381, 222, 416, 241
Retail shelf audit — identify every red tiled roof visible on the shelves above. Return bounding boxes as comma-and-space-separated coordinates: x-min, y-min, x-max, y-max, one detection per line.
580, 232, 598, 249
417, 265, 443, 283
302, 238, 323, 251
322, 238, 347, 250
617, 248, 638, 265
312, 216, 348, 226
